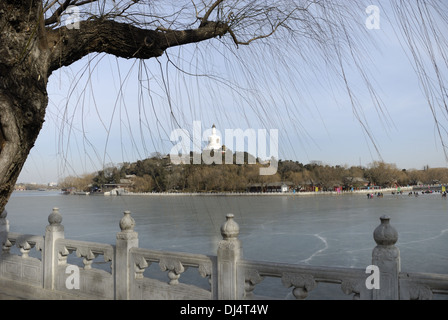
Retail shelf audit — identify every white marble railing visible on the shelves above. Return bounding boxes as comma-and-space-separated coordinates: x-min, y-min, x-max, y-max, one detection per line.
240, 260, 367, 299
56, 238, 114, 271
2, 232, 44, 258
0, 208, 447, 300
130, 247, 214, 299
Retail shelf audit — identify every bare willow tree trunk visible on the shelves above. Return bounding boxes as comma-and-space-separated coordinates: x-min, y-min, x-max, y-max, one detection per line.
0, 1, 49, 213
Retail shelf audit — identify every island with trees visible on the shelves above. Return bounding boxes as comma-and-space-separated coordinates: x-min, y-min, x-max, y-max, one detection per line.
56, 152, 448, 194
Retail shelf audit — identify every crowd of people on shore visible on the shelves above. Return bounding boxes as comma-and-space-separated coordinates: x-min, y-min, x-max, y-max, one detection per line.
366, 189, 448, 198
367, 192, 384, 198
409, 190, 448, 197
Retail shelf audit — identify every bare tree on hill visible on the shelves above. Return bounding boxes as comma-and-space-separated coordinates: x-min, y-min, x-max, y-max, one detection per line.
1, 0, 448, 214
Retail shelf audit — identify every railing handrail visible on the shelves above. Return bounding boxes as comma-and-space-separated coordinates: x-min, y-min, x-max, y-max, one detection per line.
240, 258, 366, 283
2, 232, 44, 257
399, 271, 448, 296
56, 238, 114, 258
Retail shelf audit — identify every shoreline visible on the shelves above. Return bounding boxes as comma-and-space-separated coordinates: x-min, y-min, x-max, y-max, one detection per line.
114, 186, 414, 197
28, 185, 447, 197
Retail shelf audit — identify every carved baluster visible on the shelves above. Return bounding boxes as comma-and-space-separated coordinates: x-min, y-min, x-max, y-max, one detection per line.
16, 237, 42, 259
159, 258, 185, 285
408, 284, 433, 300
103, 250, 114, 273
341, 279, 361, 300
134, 255, 149, 279
244, 269, 264, 299
18, 240, 32, 258
76, 248, 97, 270
2, 238, 13, 254
82, 258, 94, 269
168, 270, 181, 285
58, 246, 70, 265
0, 210, 9, 249
281, 273, 316, 299
198, 263, 213, 288
34, 240, 43, 257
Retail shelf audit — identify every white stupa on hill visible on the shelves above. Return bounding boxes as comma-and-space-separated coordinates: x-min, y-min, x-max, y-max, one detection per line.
204, 124, 222, 151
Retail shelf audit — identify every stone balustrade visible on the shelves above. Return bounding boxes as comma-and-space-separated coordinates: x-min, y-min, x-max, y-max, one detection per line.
0, 208, 447, 300
130, 247, 214, 299
240, 260, 368, 299
2, 232, 43, 258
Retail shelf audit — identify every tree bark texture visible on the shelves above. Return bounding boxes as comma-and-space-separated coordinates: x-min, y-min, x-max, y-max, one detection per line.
0, 1, 49, 214
0, 0, 229, 214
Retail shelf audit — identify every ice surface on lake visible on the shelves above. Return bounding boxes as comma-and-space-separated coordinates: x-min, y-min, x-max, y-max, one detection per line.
5, 191, 448, 273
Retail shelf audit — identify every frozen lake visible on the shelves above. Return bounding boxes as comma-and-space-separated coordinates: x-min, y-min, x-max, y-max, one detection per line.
5, 190, 448, 275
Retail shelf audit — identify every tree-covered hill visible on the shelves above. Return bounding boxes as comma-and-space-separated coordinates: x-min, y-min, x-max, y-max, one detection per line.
58, 152, 448, 193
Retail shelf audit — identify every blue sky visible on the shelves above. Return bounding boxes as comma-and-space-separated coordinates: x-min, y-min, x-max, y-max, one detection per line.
18, 3, 448, 184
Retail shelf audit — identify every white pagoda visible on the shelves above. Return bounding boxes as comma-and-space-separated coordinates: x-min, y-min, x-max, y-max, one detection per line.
204, 124, 222, 151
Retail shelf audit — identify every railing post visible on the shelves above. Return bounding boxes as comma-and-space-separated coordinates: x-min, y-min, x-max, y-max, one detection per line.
217, 213, 244, 300
0, 210, 8, 247
371, 215, 400, 300
43, 208, 65, 290
115, 210, 138, 300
